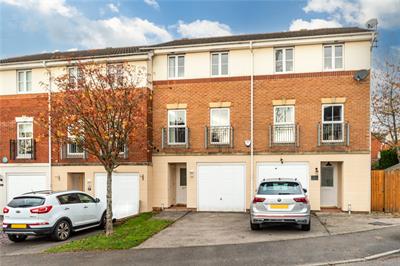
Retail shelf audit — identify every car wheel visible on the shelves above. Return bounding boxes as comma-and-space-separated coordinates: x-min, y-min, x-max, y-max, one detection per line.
99, 212, 106, 229
250, 221, 261, 231
52, 220, 71, 241
7, 234, 27, 242
301, 221, 311, 231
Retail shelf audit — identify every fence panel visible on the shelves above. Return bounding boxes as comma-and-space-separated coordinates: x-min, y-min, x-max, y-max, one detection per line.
371, 170, 385, 212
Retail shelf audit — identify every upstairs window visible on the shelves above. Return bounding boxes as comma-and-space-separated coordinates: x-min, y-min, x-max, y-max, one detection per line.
322, 104, 344, 142
210, 108, 230, 144
273, 106, 295, 143
68, 67, 81, 87
168, 55, 185, 78
324, 44, 343, 70
67, 128, 84, 155
168, 109, 187, 144
17, 122, 33, 158
211, 52, 228, 76
275, 48, 294, 73
107, 64, 124, 86
17, 70, 32, 93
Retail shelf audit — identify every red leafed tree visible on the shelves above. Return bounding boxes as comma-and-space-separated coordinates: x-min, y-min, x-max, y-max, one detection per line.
43, 62, 148, 235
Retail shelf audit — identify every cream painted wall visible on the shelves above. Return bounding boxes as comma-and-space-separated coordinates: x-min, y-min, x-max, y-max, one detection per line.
152, 41, 371, 81
51, 164, 153, 212
152, 153, 371, 212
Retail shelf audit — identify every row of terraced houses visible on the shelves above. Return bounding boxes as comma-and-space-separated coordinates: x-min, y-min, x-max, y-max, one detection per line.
0, 27, 374, 217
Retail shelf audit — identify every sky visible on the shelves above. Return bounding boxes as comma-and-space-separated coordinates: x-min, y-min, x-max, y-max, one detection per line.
0, 0, 399, 60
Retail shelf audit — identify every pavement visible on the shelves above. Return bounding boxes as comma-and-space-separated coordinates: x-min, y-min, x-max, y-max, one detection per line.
2, 225, 400, 266
138, 211, 400, 248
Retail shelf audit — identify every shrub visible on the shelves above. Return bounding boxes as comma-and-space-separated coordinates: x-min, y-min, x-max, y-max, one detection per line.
378, 149, 399, 169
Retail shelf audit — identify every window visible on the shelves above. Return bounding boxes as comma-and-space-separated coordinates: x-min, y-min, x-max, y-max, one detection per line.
68, 67, 81, 87
322, 104, 344, 142
17, 70, 32, 93
258, 181, 302, 195
57, 193, 81, 205
321, 166, 334, 187
273, 106, 295, 143
168, 55, 185, 78
107, 64, 123, 86
17, 122, 33, 158
324, 44, 343, 70
210, 108, 230, 144
8, 197, 45, 208
211, 52, 228, 76
77, 193, 95, 203
168, 109, 187, 144
67, 130, 84, 155
179, 168, 187, 186
275, 48, 294, 73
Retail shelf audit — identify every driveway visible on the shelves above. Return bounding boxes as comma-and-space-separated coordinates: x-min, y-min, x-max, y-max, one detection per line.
138, 211, 400, 248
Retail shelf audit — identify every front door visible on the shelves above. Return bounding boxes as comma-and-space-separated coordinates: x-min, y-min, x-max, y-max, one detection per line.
320, 165, 337, 207
176, 167, 187, 205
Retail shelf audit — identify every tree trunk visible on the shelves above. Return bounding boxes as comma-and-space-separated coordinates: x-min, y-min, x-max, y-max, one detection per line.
105, 169, 113, 236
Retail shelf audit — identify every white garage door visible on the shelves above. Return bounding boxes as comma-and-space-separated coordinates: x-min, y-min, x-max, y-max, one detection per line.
7, 173, 48, 202
95, 173, 139, 219
198, 163, 246, 212
257, 162, 309, 189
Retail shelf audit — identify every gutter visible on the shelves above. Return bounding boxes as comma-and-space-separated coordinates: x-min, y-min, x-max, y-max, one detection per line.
250, 41, 254, 202
42, 61, 52, 191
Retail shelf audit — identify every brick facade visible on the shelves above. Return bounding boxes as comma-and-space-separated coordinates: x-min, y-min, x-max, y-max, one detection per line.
152, 71, 370, 155
0, 93, 49, 163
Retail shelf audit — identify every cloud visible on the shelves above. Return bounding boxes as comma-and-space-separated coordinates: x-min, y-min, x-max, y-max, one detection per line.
144, 0, 159, 10
177, 20, 232, 38
1, 0, 172, 49
302, 0, 400, 29
107, 3, 119, 13
289, 18, 342, 31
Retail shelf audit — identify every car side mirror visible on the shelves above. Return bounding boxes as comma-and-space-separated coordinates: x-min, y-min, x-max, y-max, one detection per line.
303, 188, 307, 194
95, 198, 100, 203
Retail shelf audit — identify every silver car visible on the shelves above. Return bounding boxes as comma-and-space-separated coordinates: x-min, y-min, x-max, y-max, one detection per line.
250, 178, 311, 231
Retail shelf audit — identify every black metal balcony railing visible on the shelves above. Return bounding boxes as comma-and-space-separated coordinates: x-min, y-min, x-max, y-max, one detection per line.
317, 122, 350, 146
9, 139, 36, 160
204, 126, 234, 148
161, 127, 190, 149
268, 124, 299, 147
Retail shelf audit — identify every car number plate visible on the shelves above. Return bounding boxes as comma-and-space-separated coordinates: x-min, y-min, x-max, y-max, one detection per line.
11, 224, 27, 229
270, 204, 288, 209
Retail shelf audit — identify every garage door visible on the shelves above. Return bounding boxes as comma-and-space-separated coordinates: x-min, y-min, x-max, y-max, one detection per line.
257, 162, 309, 189
95, 173, 139, 219
197, 163, 246, 212
7, 173, 48, 202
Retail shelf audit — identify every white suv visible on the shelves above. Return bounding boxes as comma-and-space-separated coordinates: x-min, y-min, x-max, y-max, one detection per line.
2, 190, 106, 242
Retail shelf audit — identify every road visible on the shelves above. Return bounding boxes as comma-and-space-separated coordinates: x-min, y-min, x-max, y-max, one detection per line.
2, 225, 400, 266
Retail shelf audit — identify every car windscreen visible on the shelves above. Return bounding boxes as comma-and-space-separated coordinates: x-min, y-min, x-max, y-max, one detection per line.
258, 181, 302, 195
8, 197, 46, 208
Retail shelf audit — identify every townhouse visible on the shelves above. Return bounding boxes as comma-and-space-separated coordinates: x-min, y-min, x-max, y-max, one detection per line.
0, 27, 374, 216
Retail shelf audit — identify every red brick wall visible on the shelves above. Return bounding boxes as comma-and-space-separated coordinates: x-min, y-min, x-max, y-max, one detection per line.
153, 71, 370, 154
0, 93, 49, 163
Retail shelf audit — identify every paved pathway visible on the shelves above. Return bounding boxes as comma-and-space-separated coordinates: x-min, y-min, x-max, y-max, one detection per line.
2, 225, 400, 266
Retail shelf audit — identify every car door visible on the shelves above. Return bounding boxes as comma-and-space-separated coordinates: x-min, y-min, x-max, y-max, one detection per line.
77, 193, 98, 224
57, 193, 84, 227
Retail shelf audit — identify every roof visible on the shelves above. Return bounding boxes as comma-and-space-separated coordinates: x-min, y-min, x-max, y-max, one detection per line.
148, 27, 372, 48
0, 27, 372, 64
0, 46, 145, 64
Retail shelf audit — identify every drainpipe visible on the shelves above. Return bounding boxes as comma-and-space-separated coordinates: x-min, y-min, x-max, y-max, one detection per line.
43, 61, 52, 190
250, 41, 254, 202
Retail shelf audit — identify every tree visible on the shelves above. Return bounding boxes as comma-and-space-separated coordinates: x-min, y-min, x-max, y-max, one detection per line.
42, 62, 148, 235
371, 57, 400, 160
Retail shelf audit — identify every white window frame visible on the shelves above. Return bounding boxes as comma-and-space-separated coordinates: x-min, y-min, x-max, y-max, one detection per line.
210, 108, 230, 144
323, 44, 344, 71
167, 109, 187, 145
16, 122, 33, 159
67, 131, 84, 156
68, 66, 80, 88
274, 47, 294, 73
322, 103, 344, 143
273, 105, 295, 143
211, 52, 229, 77
17, 70, 32, 93
168, 55, 185, 79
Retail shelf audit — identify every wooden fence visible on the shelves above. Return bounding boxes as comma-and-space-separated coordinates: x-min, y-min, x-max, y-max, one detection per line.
371, 168, 400, 213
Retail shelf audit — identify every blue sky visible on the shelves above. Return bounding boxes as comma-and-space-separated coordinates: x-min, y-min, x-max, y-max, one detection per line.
0, 0, 399, 60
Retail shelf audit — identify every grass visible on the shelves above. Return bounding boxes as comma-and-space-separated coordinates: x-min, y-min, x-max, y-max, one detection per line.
46, 212, 172, 253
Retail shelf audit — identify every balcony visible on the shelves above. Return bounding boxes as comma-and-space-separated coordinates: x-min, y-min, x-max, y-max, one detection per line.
161, 127, 190, 149
204, 126, 234, 148
317, 122, 350, 146
9, 139, 36, 160
268, 124, 299, 147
